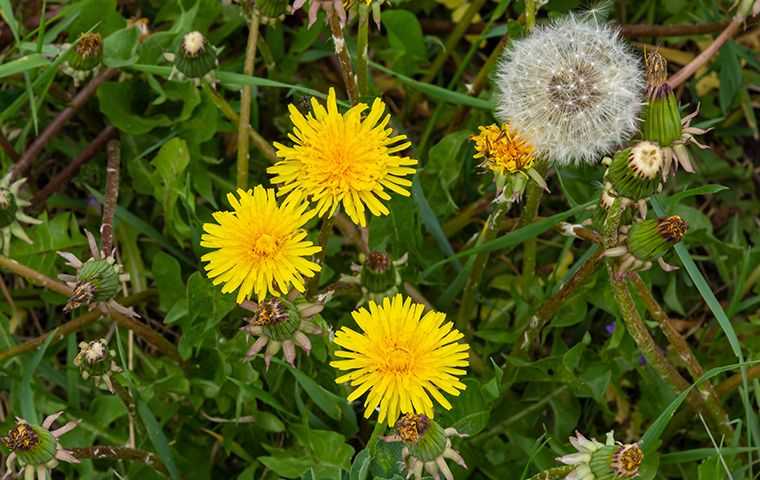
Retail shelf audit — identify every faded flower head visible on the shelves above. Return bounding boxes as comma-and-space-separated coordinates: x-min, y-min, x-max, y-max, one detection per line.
1, 412, 79, 480
200, 187, 321, 303
269, 88, 417, 227
70, 32, 103, 71
58, 230, 136, 318
330, 294, 469, 426
495, 13, 644, 166
240, 293, 327, 369
0, 174, 41, 256
73, 338, 122, 391
384, 414, 468, 480
558, 431, 643, 480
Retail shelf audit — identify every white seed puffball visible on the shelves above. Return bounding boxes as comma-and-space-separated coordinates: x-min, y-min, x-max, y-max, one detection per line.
495, 14, 645, 166
183, 31, 206, 56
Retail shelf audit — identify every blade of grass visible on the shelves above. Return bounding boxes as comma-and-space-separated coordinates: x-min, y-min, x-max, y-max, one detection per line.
0, 54, 50, 78
137, 400, 180, 480
19, 327, 59, 424
412, 177, 462, 272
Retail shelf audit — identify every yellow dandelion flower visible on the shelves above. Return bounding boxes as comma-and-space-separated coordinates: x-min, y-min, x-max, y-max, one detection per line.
269, 88, 417, 227
471, 123, 535, 175
330, 294, 469, 426
201, 186, 321, 303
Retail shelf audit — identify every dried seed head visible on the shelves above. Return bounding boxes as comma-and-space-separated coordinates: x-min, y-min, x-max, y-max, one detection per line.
366, 251, 391, 273
656, 215, 688, 243
645, 49, 669, 98
611, 443, 644, 477
182, 31, 206, 57
1, 422, 39, 451
628, 141, 664, 180
251, 298, 290, 326
395, 413, 430, 443
495, 14, 644, 166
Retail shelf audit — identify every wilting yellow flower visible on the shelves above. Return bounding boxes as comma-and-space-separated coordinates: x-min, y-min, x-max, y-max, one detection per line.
330, 294, 469, 426
471, 123, 535, 175
201, 186, 321, 303
269, 88, 417, 227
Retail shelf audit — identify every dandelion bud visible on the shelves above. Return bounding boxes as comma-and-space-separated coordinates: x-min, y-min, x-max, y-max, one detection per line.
65, 258, 121, 311
558, 431, 643, 480
1, 413, 79, 479
627, 216, 687, 261
241, 296, 325, 368
70, 32, 103, 71
74, 338, 122, 389
360, 251, 398, 295
175, 31, 217, 78
641, 51, 682, 147
385, 414, 468, 480
254, 0, 289, 24
605, 141, 664, 201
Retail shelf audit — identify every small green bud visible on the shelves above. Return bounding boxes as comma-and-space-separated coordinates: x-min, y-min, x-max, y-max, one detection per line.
396, 414, 447, 462
65, 258, 120, 311
360, 251, 398, 294
0, 186, 18, 228
255, 0, 289, 24
628, 216, 688, 261
606, 142, 664, 201
642, 51, 682, 147
250, 297, 301, 341
70, 32, 103, 71
175, 31, 217, 78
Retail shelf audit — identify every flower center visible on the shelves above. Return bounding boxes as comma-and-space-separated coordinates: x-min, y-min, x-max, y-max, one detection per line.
656, 215, 688, 243
613, 443, 643, 477
547, 61, 602, 115
629, 141, 663, 179
395, 413, 430, 443
183, 32, 206, 56
471, 124, 535, 174
381, 343, 415, 374
2, 423, 39, 452
366, 251, 391, 273
252, 298, 288, 326
253, 234, 278, 256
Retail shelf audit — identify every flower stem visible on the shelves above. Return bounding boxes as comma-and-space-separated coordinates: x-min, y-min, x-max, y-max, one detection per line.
356, 2, 370, 97
518, 249, 604, 354
519, 159, 547, 295
629, 273, 733, 439
237, 13, 261, 189
70, 446, 168, 476
101, 139, 121, 256
526, 466, 574, 480
203, 83, 276, 163
456, 213, 497, 332
307, 214, 336, 297
525, 0, 538, 31
328, 12, 359, 104
0, 255, 181, 362
0, 290, 154, 362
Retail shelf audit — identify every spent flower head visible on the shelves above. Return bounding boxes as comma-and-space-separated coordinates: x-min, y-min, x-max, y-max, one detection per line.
200, 186, 321, 303
269, 88, 417, 227
495, 13, 644, 166
558, 431, 643, 480
330, 294, 469, 426
0, 173, 41, 256
1, 412, 79, 480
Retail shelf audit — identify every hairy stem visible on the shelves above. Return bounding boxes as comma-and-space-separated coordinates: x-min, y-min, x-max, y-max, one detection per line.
11, 68, 117, 180
237, 13, 261, 189
0, 290, 154, 362
356, 2, 370, 97
101, 139, 121, 256
328, 12, 359, 104
307, 215, 336, 297
31, 126, 117, 209
525, 0, 538, 31
629, 273, 732, 438
70, 446, 168, 476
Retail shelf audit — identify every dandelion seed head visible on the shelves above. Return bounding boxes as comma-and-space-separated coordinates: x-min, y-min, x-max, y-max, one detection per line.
495, 14, 645, 166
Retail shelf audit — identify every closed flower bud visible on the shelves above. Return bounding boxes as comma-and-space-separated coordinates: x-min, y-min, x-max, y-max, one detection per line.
70, 32, 103, 71
74, 338, 121, 389
254, 0, 289, 24
627, 215, 687, 261
175, 31, 217, 78
360, 251, 398, 295
605, 142, 664, 201
65, 258, 121, 311
641, 51, 682, 147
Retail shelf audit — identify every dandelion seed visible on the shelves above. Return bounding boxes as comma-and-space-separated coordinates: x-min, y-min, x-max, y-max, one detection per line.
495, 14, 644, 166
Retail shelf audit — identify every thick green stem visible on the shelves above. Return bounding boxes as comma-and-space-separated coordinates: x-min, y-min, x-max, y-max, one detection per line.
525, 0, 538, 31
308, 215, 336, 297
236, 13, 261, 189
356, 2, 370, 97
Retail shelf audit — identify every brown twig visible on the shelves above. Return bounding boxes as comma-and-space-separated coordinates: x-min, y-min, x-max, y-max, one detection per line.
0, 256, 180, 362
31, 126, 117, 209
101, 139, 121, 256
621, 20, 755, 37
717, 365, 760, 397
237, 13, 260, 189
0, 130, 20, 162
328, 12, 359, 104
0, 290, 153, 363
70, 446, 168, 476
11, 68, 118, 180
